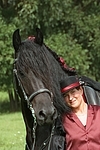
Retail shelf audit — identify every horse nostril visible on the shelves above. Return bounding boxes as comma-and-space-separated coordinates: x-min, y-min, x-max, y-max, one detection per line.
38, 108, 57, 123
39, 110, 46, 119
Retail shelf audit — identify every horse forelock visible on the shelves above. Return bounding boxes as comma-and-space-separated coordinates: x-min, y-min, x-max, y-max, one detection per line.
16, 40, 55, 91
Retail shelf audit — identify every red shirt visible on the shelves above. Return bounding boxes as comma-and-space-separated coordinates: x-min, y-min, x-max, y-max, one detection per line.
62, 105, 100, 150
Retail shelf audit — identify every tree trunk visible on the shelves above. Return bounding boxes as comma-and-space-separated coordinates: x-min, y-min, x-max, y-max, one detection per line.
8, 89, 20, 112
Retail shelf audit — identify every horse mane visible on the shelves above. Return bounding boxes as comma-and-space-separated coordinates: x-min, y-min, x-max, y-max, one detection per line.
16, 38, 74, 114
44, 44, 77, 76
28, 35, 77, 76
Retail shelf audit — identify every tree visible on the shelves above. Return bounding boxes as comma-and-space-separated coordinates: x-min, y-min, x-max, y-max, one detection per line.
0, 0, 100, 98
15, 0, 100, 80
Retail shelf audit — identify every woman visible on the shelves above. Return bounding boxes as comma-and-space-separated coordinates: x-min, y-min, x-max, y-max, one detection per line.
60, 76, 100, 150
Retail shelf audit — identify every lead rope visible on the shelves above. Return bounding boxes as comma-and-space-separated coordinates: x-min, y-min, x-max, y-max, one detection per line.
29, 104, 37, 150
26, 144, 30, 150
13, 69, 29, 101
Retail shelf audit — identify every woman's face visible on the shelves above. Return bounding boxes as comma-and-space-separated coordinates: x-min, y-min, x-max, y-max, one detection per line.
63, 86, 84, 109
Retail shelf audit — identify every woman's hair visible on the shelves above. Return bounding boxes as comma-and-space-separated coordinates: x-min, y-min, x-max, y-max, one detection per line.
76, 86, 81, 90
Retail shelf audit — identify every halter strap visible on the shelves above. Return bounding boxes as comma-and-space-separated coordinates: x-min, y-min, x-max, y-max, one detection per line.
13, 69, 53, 103
29, 89, 53, 102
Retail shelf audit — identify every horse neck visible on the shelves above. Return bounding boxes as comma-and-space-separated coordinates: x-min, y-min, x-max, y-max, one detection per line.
34, 124, 52, 150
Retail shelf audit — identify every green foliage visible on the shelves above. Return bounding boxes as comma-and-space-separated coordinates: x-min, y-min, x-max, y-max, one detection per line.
0, 0, 100, 92
16, 0, 39, 34
45, 33, 91, 76
16, 0, 100, 79
0, 91, 8, 101
1, 6, 16, 21
0, 15, 16, 90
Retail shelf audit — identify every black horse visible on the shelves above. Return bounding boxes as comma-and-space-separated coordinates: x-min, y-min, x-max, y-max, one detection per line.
13, 28, 76, 150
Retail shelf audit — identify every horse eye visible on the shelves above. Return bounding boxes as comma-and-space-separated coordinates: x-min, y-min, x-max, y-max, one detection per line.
19, 71, 25, 77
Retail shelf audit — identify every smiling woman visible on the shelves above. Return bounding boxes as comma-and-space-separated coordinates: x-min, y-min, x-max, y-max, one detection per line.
60, 75, 100, 150
0, 112, 25, 150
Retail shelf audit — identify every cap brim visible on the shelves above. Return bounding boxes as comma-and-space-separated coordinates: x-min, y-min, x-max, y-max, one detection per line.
61, 82, 80, 94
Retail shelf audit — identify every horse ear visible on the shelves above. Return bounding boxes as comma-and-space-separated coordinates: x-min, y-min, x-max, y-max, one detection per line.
13, 29, 21, 52
34, 28, 43, 46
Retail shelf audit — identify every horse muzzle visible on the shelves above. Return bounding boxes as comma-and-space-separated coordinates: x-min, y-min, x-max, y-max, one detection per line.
37, 107, 58, 125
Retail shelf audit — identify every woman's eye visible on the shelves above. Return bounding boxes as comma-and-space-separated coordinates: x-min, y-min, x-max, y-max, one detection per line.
63, 93, 68, 97
71, 89, 76, 94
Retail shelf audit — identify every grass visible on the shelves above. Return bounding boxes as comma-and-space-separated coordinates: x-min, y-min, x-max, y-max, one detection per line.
0, 91, 26, 149
0, 112, 26, 150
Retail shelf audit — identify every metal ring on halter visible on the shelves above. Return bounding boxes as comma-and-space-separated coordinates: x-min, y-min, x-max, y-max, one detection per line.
28, 89, 53, 102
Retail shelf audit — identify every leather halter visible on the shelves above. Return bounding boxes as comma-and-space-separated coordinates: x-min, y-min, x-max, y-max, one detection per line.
13, 68, 53, 104
13, 67, 55, 150
28, 89, 53, 102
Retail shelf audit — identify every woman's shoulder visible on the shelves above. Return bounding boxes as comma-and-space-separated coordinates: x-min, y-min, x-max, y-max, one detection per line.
88, 104, 100, 111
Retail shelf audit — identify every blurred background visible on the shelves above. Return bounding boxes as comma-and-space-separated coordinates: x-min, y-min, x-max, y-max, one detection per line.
0, 0, 100, 149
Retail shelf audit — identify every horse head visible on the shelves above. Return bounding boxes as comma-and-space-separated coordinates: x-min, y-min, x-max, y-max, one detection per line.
13, 29, 58, 126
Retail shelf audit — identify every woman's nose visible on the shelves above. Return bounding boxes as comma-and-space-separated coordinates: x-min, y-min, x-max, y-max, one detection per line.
69, 94, 73, 101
